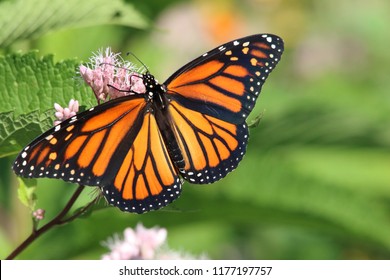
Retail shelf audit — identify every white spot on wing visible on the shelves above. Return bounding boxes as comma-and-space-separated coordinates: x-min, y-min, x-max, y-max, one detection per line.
69, 116, 77, 123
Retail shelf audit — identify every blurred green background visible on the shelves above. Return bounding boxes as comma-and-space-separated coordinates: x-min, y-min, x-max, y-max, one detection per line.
1, 0, 390, 259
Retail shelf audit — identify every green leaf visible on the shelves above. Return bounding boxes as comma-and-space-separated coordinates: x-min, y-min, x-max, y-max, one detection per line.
16, 177, 37, 210
0, 0, 148, 48
0, 111, 52, 158
0, 51, 95, 157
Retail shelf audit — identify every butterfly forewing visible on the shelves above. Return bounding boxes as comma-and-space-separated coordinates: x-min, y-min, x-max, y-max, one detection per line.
165, 34, 284, 124
13, 97, 146, 185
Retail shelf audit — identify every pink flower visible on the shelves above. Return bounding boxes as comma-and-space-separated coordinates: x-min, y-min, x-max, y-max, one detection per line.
101, 223, 206, 260
101, 223, 167, 260
135, 223, 167, 259
79, 47, 146, 101
53, 48, 147, 127
53, 99, 79, 125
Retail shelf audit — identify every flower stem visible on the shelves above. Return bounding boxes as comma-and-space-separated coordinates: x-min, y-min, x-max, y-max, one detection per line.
6, 185, 88, 260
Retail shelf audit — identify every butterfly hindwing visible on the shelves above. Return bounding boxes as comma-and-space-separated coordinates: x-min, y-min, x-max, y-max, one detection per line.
102, 109, 182, 213
167, 100, 248, 184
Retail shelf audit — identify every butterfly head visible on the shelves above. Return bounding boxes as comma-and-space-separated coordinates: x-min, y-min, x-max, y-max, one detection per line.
142, 72, 167, 102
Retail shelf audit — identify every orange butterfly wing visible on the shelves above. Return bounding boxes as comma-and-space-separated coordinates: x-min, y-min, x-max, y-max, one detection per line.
13, 96, 181, 213
13, 34, 283, 213
164, 34, 284, 183
102, 109, 182, 213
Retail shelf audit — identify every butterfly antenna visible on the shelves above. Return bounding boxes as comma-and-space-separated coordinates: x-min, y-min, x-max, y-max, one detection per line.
126, 51, 149, 73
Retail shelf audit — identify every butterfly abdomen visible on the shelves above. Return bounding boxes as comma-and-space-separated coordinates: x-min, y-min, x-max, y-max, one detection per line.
153, 98, 186, 171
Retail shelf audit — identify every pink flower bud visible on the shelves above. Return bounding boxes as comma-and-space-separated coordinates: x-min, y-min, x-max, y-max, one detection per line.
33, 209, 45, 220
53, 99, 80, 125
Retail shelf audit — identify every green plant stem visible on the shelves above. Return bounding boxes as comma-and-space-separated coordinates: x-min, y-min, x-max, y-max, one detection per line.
5, 185, 94, 260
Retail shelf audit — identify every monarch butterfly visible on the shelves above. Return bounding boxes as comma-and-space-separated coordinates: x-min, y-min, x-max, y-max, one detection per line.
13, 34, 284, 214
